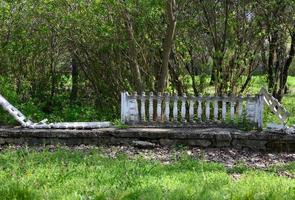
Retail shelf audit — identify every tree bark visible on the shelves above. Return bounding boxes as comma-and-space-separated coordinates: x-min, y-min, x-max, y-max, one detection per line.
70, 55, 79, 103
156, 0, 177, 93
276, 31, 295, 101
206, 0, 229, 95
267, 33, 277, 92
168, 53, 183, 96
123, 6, 144, 94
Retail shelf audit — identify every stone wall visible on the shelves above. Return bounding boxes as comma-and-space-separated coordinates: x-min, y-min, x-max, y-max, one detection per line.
0, 127, 294, 152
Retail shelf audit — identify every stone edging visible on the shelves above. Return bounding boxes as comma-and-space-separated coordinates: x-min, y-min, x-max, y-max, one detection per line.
0, 127, 294, 152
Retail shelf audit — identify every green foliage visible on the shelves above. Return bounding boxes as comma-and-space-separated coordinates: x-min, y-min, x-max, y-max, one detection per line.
289, 61, 295, 76
0, 77, 19, 125
0, 0, 294, 127
113, 119, 129, 129
0, 76, 113, 124
224, 111, 255, 131
0, 147, 294, 199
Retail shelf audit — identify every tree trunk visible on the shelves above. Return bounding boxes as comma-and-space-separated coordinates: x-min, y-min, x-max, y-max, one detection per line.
209, 0, 229, 95
276, 31, 295, 101
123, 6, 144, 94
267, 33, 277, 92
70, 55, 79, 103
156, 0, 177, 93
169, 61, 183, 96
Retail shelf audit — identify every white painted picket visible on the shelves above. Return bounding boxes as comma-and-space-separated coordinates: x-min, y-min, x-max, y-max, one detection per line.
260, 87, 289, 125
121, 92, 264, 128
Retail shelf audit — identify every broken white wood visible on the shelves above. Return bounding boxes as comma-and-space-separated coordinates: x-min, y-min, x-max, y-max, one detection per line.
205, 97, 210, 121
129, 92, 139, 123
120, 88, 288, 128
213, 97, 218, 121
254, 95, 259, 124
189, 96, 194, 123
0, 94, 32, 127
230, 96, 235, 120
246, 94, 256, 122
157, 92, 162, 122
238, 95, 243, 117
121, 92, 127, 123
173, 93, 178, 122
140, 92, 146, 122
28, 122, 111, 129
164, 93, 170, 122
256, 94, 264, 128
149, 92, 154, 122
222, 97, 227, 121
181, 93, 186, 122
197, 96, 202, 121
260, 87, 289, 125
0, 93, 111, 129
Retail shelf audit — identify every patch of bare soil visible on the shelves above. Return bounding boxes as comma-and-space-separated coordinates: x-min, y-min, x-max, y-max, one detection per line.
2, 145, 295, 171
98, 146, 295, 179
99, 146, 295, 169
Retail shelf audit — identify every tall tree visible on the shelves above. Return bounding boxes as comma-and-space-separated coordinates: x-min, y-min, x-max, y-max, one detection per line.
121, 1, 144, 93
156, 0, 177, 93
260, 0, 295, 101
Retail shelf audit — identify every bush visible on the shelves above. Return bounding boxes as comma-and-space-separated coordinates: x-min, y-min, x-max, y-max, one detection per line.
288, 61, 295, 76
0, 76, 112, 125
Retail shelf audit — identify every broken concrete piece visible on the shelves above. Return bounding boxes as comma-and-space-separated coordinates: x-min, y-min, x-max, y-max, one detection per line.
132, 140, 156, 148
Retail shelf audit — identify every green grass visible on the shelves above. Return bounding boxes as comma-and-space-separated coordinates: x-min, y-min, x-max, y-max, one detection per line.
283, 77, 295, 125
0, 148, 294, 200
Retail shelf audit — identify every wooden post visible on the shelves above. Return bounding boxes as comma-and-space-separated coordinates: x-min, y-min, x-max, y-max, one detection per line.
149, 92, 153, 122
255, 94, 264, 129
181, 93, 186, 123
258, 94, 264, 129
157, 92, 162, 122
189, 96, 194, 123
140, 92, 146, 122
213, 96, 218, 121
254, 94, 259, 124
222, 96, 226, 121
230, 95, 235, 120
121, 92, 128, 123
173, 93, 178, 123
129, 92, 139, 123
205, 96, 210, 121
238, 95, 243, 117
246, 94, 255, 122
197, 96, 202, 122
165, 93, 170, 122
246, 94, 251, 121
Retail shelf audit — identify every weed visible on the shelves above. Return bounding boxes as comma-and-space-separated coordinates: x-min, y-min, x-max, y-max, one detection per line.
113, 119, 129, 129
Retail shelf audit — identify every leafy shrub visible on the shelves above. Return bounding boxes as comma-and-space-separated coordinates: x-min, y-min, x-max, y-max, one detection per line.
0, 76, 114, 125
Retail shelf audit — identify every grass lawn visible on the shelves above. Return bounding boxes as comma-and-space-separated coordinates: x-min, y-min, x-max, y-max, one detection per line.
0, 147, 294, 200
